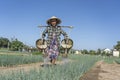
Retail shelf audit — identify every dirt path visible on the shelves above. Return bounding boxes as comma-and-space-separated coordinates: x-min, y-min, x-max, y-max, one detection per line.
80, 61, 120, 80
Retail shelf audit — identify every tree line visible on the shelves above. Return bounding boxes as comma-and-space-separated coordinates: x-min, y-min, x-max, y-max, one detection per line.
1, 37, 120, 54
71, 41, 120, 56
0, 37, 35, 51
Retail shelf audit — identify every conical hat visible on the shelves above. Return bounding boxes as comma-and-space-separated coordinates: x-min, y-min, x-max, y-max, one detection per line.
47, 16, 61, 24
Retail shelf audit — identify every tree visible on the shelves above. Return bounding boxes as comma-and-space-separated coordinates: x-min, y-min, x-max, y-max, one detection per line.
81, 49, 89, 54
114, 41, 120, 51
10, 39, 24, 51
89, 50, 96, 55
96, 48, 101, 55
0, 37, 10, 48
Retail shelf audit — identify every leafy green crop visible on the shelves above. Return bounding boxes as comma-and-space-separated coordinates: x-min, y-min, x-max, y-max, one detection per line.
0, 54, 43, 67
0, 55, 100, 80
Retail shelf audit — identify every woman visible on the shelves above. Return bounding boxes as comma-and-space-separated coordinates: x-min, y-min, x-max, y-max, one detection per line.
42, 16, 68, 65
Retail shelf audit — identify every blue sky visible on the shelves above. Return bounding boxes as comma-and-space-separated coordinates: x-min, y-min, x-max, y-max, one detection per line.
0, 0, 120, 50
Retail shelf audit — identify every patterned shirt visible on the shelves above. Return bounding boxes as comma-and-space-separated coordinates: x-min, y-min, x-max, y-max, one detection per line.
42, 26, 68, 47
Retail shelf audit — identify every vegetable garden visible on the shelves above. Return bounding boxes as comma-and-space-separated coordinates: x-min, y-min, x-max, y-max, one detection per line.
0, 51, 120, 80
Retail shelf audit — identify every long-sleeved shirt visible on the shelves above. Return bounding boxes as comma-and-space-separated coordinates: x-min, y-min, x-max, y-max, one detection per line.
42, 26, 68, 47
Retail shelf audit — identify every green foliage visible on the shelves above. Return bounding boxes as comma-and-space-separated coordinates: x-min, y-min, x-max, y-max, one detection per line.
32, 51, 42, 55
0, 37, 9, 48
115, 59, 120, 64
0, 54, 43, 67
81, 49, 89, 54
1, 54, 120, 80
114, 41, 120, 50
0, 55, 99, 80
0, 37, 37, 52
103, 56, 120, 64
101, 51, 106, 56
96, 48, 101, 55
89, 50, 96, 55
101, 51, 112, 56
10, 39, 24, 51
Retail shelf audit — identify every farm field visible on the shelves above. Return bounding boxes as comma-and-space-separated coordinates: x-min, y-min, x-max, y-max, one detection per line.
0, 51, 120, 80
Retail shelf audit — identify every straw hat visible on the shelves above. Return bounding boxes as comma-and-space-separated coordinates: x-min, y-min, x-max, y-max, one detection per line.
46, 16, 61, 25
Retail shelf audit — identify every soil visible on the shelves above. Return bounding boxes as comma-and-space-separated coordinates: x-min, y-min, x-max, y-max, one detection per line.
80, 61, 120, 80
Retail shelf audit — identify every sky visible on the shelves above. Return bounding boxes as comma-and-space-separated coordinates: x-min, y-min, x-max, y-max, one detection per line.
0, 0, 120, 50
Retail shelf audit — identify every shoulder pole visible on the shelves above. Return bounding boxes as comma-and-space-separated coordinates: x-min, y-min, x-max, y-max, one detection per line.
38, 25, 73, 28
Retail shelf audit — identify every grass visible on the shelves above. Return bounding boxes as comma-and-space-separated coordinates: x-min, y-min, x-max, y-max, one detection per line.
114, 58, 120, 64
0, 49, 30, 56
102, 56, 120, 64
0, 49, 43, 66
0, 54, 43, 67
0, 54, 100, 80
0, 52, 120, 80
